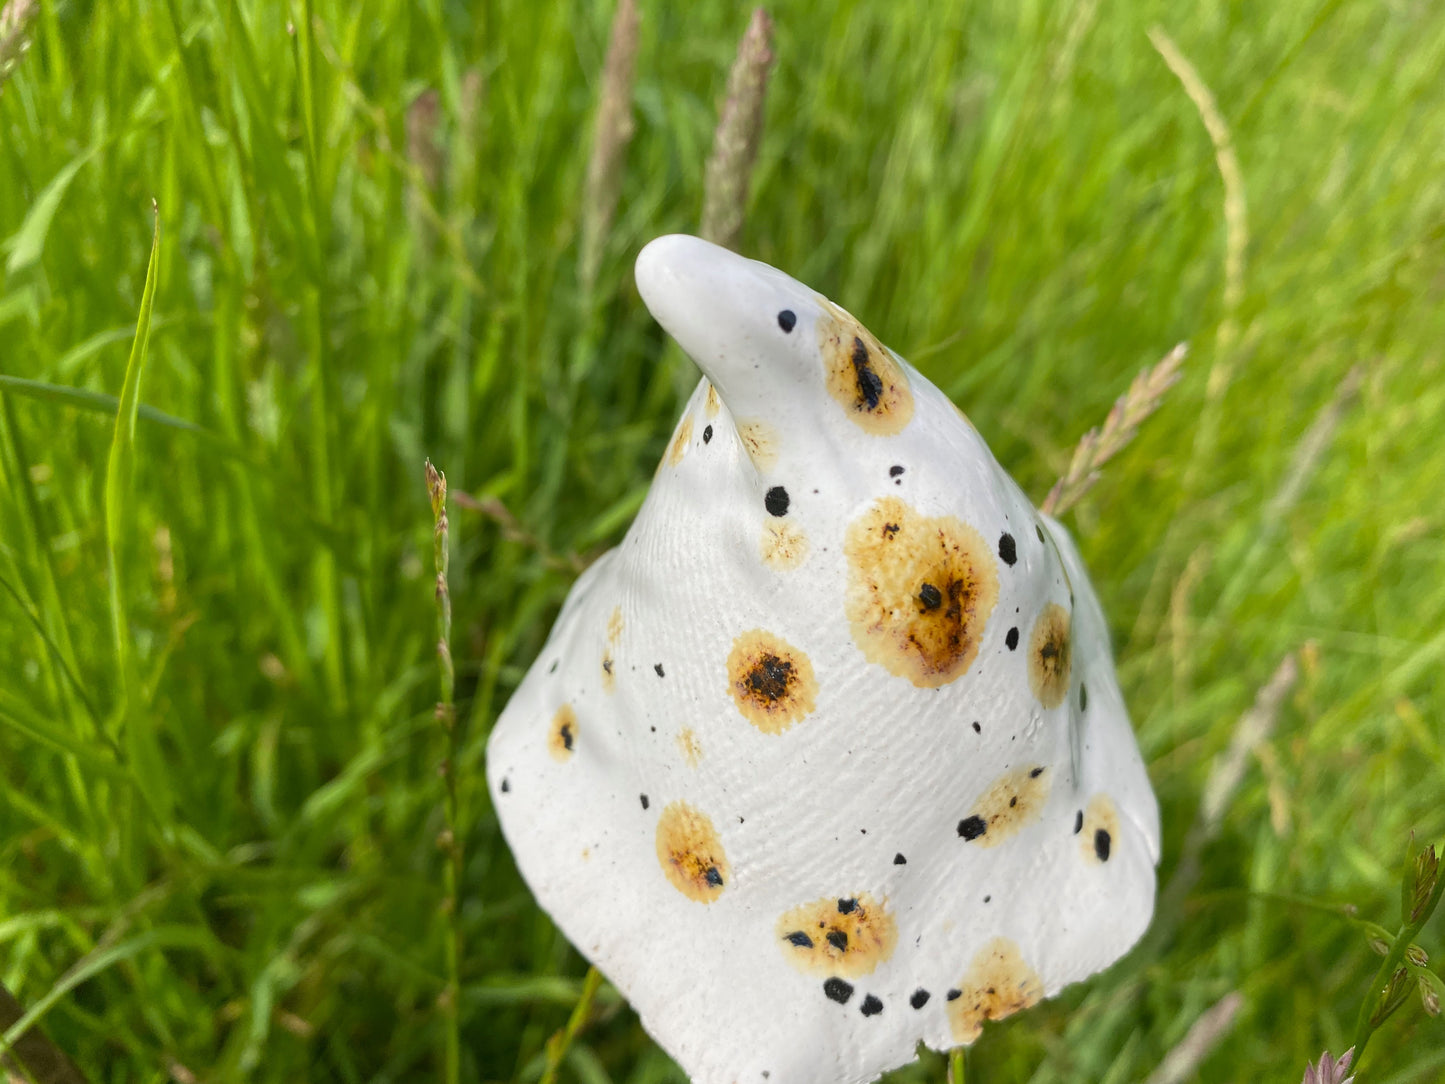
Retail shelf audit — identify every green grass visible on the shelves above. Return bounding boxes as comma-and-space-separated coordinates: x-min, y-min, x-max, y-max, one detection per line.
2, 0, 1444, 1081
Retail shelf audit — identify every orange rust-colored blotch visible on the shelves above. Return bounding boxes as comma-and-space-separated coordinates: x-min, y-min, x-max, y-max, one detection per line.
844, 497, 999, 687
947, 937, 1044, 1043
675, 727, 703, 767
704, 382, 721, 419
1028, 602, 1072, 708
735, 418, 779, 471
956, 766, 1052, 848
548, 705, 578, 762
667, 415, 694, 467
602, 606, 623, 693
726, 630, 819, 734
655, 801, 730, 903
760, 520, 810, 572
1078, 793, 1120, 865
776, 893, 898, 978
817, 300, 913, 435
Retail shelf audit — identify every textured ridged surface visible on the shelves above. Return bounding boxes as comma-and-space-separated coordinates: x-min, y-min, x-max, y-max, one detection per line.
486, 236, 1159, 1084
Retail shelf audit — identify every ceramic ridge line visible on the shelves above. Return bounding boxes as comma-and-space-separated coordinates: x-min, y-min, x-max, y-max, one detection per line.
486, 234, 1160, 1084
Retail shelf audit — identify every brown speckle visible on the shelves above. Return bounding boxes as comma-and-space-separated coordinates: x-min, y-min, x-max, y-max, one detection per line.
704, 382, 721, 418
676, 728, 702, 767
656, 801, 730, 903
760, 520, 811, 571
845, 498, 1000, 687
726, 630, 818, 735
818, 301, 913, 435
777, 893, 897, 978
736, 418, 779, 470
548, 705, 578, 762
1079, 794, 1120, 865
957, 766, 1051, 847
947, 937, 1044, 1043
1028, 603, 1072, 708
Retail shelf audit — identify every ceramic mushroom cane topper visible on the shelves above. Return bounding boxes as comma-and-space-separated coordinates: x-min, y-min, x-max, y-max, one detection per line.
486, 235, 1160, 1084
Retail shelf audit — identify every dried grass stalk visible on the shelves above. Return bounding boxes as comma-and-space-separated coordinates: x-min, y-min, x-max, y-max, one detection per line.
1142, 991, 1244, 1084
700, 8, 775, 251
580, 0, 641, 296
1041, 342, 1187, 517
0, 0, 37, 88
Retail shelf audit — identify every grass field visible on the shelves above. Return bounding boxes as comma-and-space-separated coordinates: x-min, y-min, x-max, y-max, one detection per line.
2, 0, 1444, 1081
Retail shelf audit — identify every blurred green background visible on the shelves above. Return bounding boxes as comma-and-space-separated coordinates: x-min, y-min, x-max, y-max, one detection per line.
2, 0, 1443, 1080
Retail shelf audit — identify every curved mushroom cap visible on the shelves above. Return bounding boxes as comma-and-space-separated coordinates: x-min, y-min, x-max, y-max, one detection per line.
486, 235, 1160, 1084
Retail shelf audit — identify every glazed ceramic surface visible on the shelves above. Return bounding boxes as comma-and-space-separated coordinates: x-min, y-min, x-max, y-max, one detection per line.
486, 235, 1159, 1084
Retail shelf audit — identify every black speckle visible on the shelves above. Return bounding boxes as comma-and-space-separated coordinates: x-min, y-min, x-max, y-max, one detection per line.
765, 486, 790, 517
850, 336, 884, 409
602, 659, 613, 675
702, 424, 713, 444
785, 930, 814, 948
836, 897, 858, 914
983, 895, 991, 903
826, 930, 849, 952
1080, 683, 1088, 711
548, 660, 558, 673
639, 794, 649, 810
893, 852, 907, 865
1005, 627, 1019, 651
778, 309, 796, 333
823, 978, 854, 1004
910, 988, 930, 1010
1009, 796, 1017, 808
889, 465, 904, 477
946, 989, 961, 1001
998, 532, 1017, 566
860, 994, 883, 1017
1074, 810, 1084, 834
1035, 524, 1045, 543
705, 866, 724, 887
957, 815, 987, 841
1030, 766, 1045, 778
918, 582, 943, 611
654, 663, 665, 677
972, 721, 982, 734
500, 777, 510, 793
1095, 829, 1112, 862
560, 724, 574, 751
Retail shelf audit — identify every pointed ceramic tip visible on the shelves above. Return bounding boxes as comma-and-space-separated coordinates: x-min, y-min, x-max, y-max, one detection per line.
635, 234, 826, 414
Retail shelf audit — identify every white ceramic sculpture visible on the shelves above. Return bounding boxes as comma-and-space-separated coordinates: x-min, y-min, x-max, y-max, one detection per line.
485, 234, 1159, 1084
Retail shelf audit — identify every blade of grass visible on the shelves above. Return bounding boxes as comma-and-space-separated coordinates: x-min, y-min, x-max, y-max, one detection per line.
103, 202, 172, 824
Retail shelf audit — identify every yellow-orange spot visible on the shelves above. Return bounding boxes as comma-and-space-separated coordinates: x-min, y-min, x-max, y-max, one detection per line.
736, 418, 779, 471
947, 937, 1044, 1043
655, 801, 730, 903
548, 705, 578, 762
844, 497, 999, 687
760, 520, 810, 572
726, 629, 818, 735
950, 398, 977, 432
668, 415, 694, 466
676, 727, 702, 767
1079, 793, 1119, 865
1028, 602, 1072, 709
776, 893, 897, 978
704, 382, 721, 418
818, 300, 913, 435
957, 766, 1052, 848
602, 607, 622, 693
